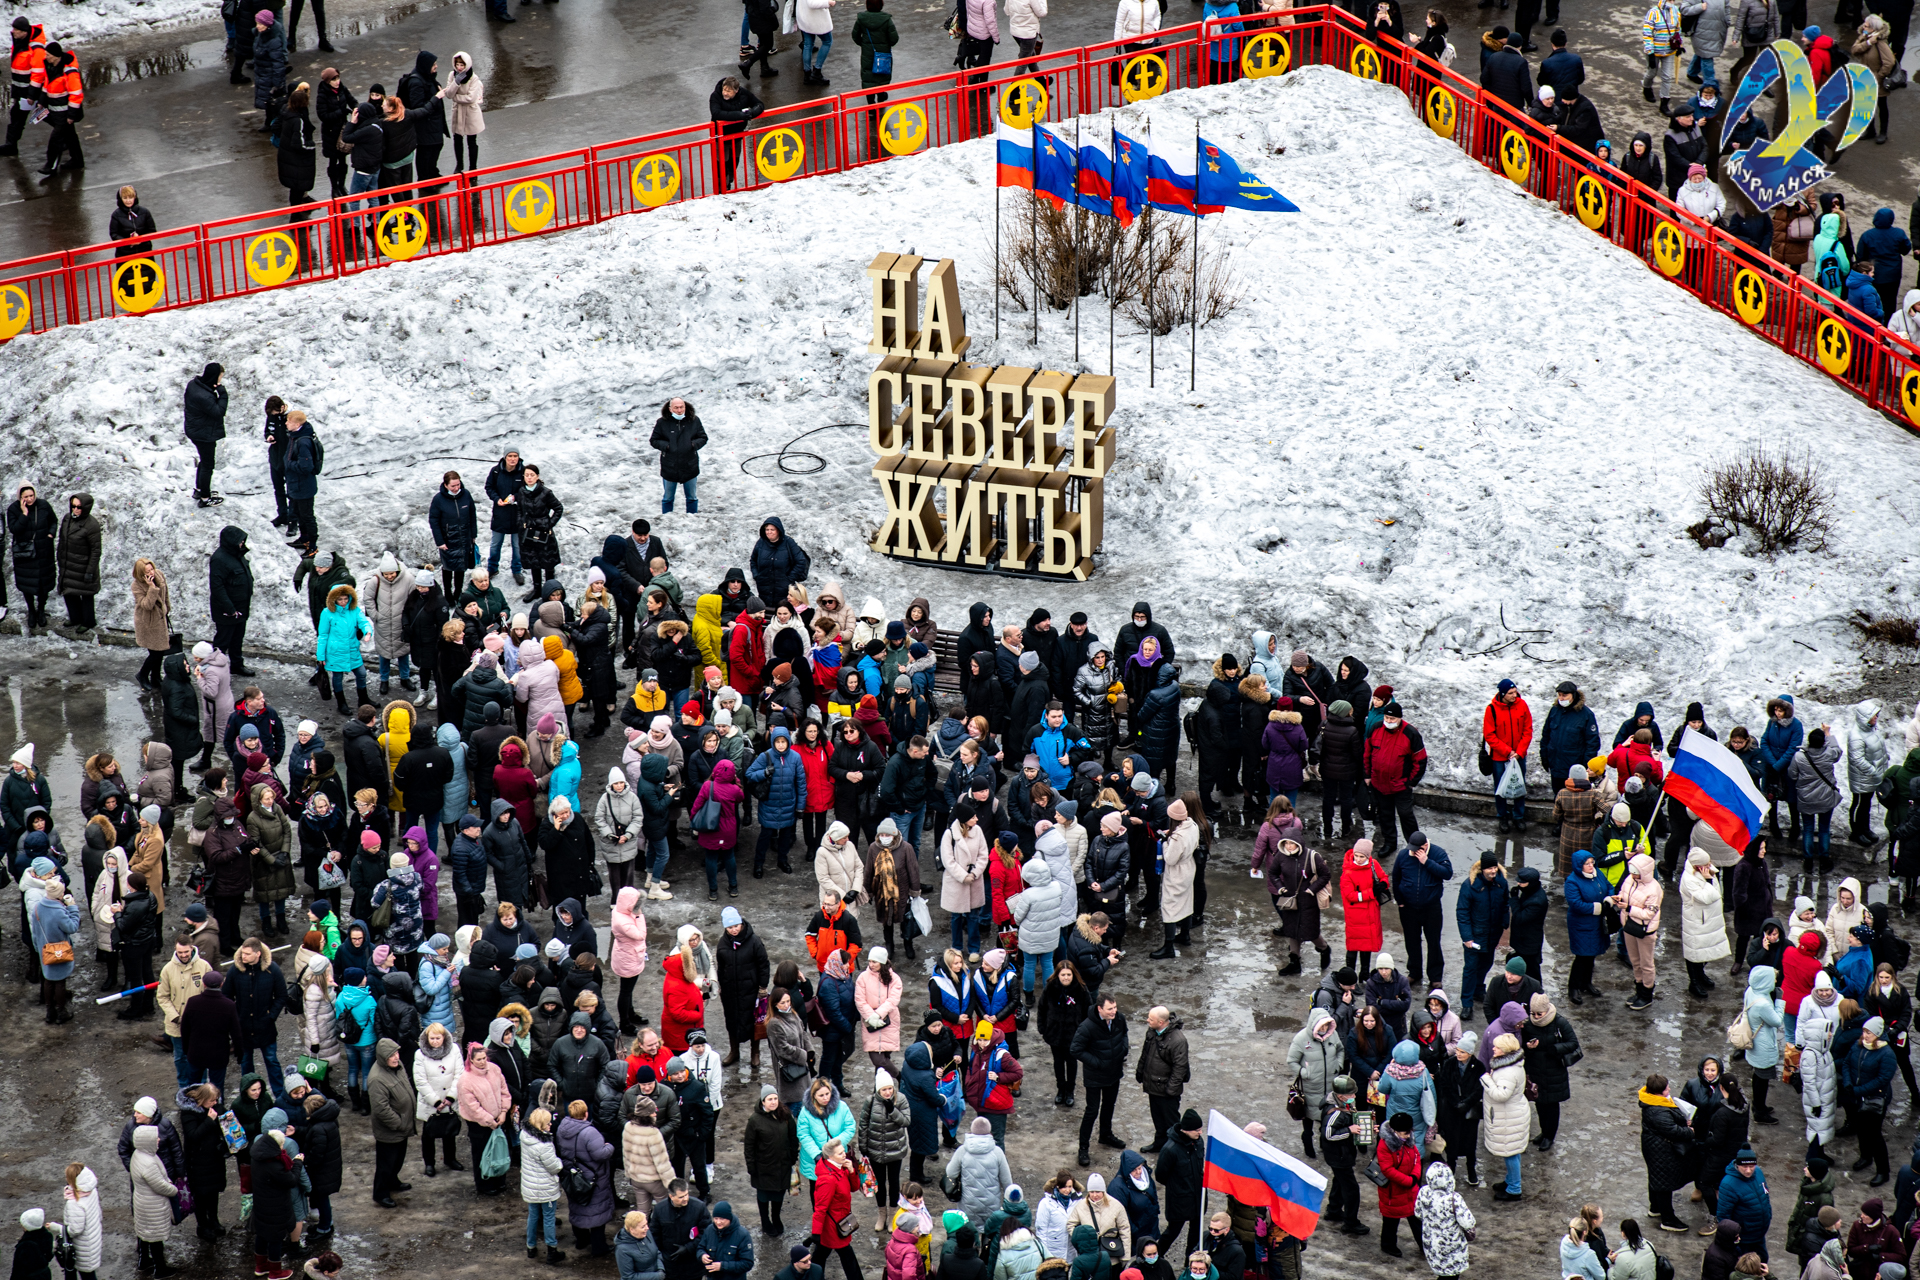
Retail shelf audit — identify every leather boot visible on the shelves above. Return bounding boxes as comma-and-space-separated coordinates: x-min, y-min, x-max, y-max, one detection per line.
722, 1043, 740, 1067
151, 1244, 179, 1277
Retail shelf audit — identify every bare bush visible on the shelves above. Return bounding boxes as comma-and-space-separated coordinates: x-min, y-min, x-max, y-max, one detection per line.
1698, 445, 1834, 555
993, 194, 1242, 333
1850, 611, 1920, 647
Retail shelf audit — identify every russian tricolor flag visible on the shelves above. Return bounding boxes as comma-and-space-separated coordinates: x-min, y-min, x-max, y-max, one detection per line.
1203, 1110, 1328, 1239
1076, 127, 1114, 218
996, 118, 1034, 189
1147, 127, 1225, 216
1664, 726, 1769, 853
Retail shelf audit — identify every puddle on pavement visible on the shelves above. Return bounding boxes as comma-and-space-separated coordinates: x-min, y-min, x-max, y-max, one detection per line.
77, 0, 463, 86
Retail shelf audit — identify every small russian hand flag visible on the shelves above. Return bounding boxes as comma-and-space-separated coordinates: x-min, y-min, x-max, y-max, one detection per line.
996, 118, 1034, 189
1664, 726, 1769, 853
1204, 1109, 1329, 1240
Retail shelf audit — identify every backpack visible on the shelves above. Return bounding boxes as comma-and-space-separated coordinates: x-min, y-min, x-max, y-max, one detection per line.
412, 970, 435, 1016
1815, 251, 1846, 295
337, 1000, 364, 1043
1726, 1008, 1754, 1050
1654, 1252, 1676, 1280
311, 432, 324, 474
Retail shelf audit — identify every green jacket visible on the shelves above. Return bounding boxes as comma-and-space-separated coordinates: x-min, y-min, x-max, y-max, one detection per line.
852, 10, 899, 86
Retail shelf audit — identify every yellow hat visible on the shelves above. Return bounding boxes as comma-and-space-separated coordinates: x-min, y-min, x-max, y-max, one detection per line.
1587, 756, 1608, 774
974, 1019, 994, 1040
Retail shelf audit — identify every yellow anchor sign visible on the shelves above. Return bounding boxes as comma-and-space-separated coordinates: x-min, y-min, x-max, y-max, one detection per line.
1650, 220, 1686, 277
1241, 32, 1290, 78
505, 180, 556, 234
0, 284, 28, 341
244, 231, 300, 287
1900, 368, 1920, 428
756, 127, 806, 182
1349, 43, 1382, 80
879, 103, 929, 156
112, 257, 166, 314
1815, 317, 1853, 375
1573, 174, 1607, 230
999, 78, 1048, 127
1499, 129, 1529, 184
631, 153, 681, 208
377, 205, 428, 261
1122, 53, 1168, 102
1732, 269, 1769, 326
1424, 85, 1456, 136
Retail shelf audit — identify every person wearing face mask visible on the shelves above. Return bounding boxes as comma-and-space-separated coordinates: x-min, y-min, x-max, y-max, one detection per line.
1541, 683, 1601, 807
651, 400, 708, 515
1363, 703, 1426, 853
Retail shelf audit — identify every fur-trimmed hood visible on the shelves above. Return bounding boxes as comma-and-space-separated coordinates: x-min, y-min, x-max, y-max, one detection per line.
1239, 674, 1273, 705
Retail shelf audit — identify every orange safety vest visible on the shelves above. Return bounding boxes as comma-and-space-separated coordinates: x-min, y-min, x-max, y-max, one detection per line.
41, 61, 81, 116
8, 25, 47, 92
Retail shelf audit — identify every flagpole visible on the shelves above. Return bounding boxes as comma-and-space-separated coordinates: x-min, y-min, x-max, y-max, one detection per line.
995, 161, 1001, 342
1073, 116, 1081, 368
1147, 118, 1154, 389
1190, 118, 1199, 392
1032, 183, 1039, 347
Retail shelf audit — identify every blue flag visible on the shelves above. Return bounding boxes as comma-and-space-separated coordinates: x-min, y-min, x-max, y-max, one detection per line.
1033, 124, 1078, 209
1111, 128, 1146, 227
1194, 136, 1299, 212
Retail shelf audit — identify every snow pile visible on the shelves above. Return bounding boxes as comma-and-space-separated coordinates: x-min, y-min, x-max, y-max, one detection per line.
2, 66, 1914, 782
40, 0, 223, 47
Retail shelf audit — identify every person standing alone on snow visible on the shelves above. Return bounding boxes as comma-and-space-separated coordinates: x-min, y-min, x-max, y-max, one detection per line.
184, 364, 230, 508
651, 399, 708, 514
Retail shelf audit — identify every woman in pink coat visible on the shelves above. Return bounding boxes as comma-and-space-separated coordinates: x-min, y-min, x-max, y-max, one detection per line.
192, 641, 234, 753
609, 885, 649, 1035
455, 1040, 513, 1195
854, 948, 905, 1071
513, 639, 565, 731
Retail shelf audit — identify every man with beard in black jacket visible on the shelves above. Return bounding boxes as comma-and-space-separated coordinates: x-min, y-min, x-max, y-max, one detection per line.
209, 525, 256, 674
956, 603, 995, 700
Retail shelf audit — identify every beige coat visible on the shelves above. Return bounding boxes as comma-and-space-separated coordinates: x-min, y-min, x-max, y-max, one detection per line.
1480, 1054, 1532, 1158
622, 1120, 676, 1191
815, 830, 865, 909
1159, 819, 1199, 924
156, 951, 210, 1038
1678, 862, 1732, 963
444, 61, 485, 135
940, 820, 990, 913
301, 969, 345, 1072
131, 561, 171, 651
1065, 1190, 1131, 1259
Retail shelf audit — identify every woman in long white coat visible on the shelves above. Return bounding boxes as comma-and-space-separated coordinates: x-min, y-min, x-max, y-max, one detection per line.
1796, 971, 1844, 1148
1480, 1032, 1532, 1199
1155, 799, 1199, 958
815, 821, 866, 910
128, 1126, 178, 1253
60, 1164, 102, 1277
1678, 849, 1732, 998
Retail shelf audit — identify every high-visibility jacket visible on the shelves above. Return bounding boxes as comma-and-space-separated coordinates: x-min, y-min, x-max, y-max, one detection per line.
8, 25, 47, 98
41, 57, 81, 118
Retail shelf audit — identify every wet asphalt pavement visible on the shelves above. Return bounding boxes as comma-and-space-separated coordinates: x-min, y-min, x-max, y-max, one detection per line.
2, 0, 1916, 284
0, 633, 1911, 1278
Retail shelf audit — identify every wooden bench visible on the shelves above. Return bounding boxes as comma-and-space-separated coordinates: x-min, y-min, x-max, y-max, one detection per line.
930, 628, 963, 697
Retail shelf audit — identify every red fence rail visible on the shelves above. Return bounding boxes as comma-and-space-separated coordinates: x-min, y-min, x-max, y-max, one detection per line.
2, 8, 1916, 429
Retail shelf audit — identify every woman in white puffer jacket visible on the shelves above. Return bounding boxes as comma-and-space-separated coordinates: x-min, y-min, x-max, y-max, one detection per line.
1796, 971, 1843, 1148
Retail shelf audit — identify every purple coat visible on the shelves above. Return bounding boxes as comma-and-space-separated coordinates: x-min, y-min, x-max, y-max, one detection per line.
555, 1115, 617, 1227
693, 760, 744, 851
1261, 711, 1310, 792
405, 826, 440, 923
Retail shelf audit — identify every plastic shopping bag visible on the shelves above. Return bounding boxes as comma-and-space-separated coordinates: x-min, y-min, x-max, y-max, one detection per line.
1497, 759, 1527, 800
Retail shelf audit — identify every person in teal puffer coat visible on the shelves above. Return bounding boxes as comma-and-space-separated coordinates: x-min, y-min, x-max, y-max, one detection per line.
548, 740, 582, 815
1742, 966, 1786, 1124
316, 584, 372, 712
796, 1078, 859, 1186
435, 723, 470, 849
1379, 1039, 1437, 1151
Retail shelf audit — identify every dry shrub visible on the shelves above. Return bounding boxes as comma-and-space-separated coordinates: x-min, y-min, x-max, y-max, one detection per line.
1698, 445, 1834, 555
994, 193, 1242, 335
1850, 611, 1920, 647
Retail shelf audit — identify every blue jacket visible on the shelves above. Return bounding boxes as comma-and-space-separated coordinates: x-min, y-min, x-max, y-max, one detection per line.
1029, 719, 1090, 790
284, 422, 321, 500
1715, 1163, 1770, 1242
1564, 866, 1612, 956
449, 829, 488, 895
417, 955, 455, 1027
746, 741, 808, 828
289, 731, 326, 796
818, 972, 856, 1041
1761, 698, 1803, 774
1845, 1041, 1897, 1106
436, 724, 470, 819
548, 742, 581, 813
1540, 700, 1601, 775
1857, 213, 1912, 291
315, 598, 370, 673
695, 1217, 756, 1278
899, 1042, 944, 1156
1454, 869, 1510, 946
1845, 268, 1886, 321
1389, 842, 1453, 909
1538, 47, 1586, 98
1837, 943, 1876, 998
1110, 1148, 1160, 1244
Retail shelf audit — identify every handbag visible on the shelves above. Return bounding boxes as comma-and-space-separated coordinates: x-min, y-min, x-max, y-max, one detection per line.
40, 940, 73, 966
170, 1184, 195, 1225
563, 1162, 597, 1200
1478, 740, 1495, 777
692, 793, 725, 832
1524, 1078, 1540, 1101
941, 1171, 963, 1201
298, 1052, 331, 1083
1622, 918, 1651, 938
1286, 1076, 1308, 1122
870, 47, 893, 74
780, 1060, 810, 1082
317, 856, 346, 891
1363, 1157, 1390, 1187
752, 994, 771, 1042
480, 1126, 512, 1179
370, 895, 394, 933
186, 863, 208, 896
833, 1208, 860, 1240
424, 1108, 462, 1139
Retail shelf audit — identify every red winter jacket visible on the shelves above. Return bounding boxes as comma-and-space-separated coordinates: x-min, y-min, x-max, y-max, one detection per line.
1339, 850, 1390, 951
811, 1156, 858, 1247
1781, 932, 1826, 1015
1482, 697, 1534, 764
795, 740, 836, 814
1606, 740, 1666, 788
660, 951, 706, 1051
1364, 722, 1427, 795
1375, 1133, 1422, 1218
728, 615, 767, 702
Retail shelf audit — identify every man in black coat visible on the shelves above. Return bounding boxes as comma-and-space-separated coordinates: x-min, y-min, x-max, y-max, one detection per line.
1056, 612, 1100, 695
229, 940, 289, 1086
208, 525, 256, 674
537, 799, 597, 905
1480, 30, 1533, 109
651, 1182, 714, 1280
515, 464, 564, 603
483, 448, 524, 585
1154, 1109, 1206, 1260
394, 51, 446, 195
650, 400, 708, 514
955, 602, 995, 699
1113, 600, 1174, 670
1193, 658, 1243, 811
341, 707, 389, 806
1022, 609, 1066, 699
392, 731, 455, 839
616, 518, 667, 652
1508, 866, 1549, 979
1007, 657, 1054, 744
748, 516, 809, 609
179, 969, 243, 1095
184, 363, 230, 506
1559, 84, 1606, 153
708, 80, 764, 194
1069, 993, 1129, 1164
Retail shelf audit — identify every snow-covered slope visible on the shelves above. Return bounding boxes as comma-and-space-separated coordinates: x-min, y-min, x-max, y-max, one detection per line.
2, 67, 1913, 780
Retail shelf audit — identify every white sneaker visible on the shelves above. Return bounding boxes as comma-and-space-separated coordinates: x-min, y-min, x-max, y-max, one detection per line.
647, 885, 674, 901
706, 1164, 716, 1180
654, 879, 670, 890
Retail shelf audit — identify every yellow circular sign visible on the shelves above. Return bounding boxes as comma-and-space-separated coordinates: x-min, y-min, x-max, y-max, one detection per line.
1900, 368, 1920, 428
1732, 268, 1769, 326
505, 180, 556, 235
0, 285, 29, 341
1573, 173, 1607, 230
1241, 31, 1290, 78
1650, 219, 1686, 277
111, 257, 166, 314
1122, 53, 1168, 102
756, 128, 806, 182
1424, 85, 1456, 136
1816, 317, 1853, 375
377, 205, 428, 261
244, 230, 300, 288
1349, 44, 1382, 80
1499, 129, 1530, 184
879, 103, 929, 156
631, 153, 681, 208
999, 78, 1048, 128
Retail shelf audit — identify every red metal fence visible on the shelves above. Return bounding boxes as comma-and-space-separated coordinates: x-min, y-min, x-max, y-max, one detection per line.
3, 8, 1916, 429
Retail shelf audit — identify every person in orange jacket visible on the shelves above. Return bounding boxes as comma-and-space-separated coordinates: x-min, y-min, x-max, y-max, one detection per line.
1481, 679, 1534, 834
37, 39, 82, 176
806, 889, 863, 972
4, 19, 48, 157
